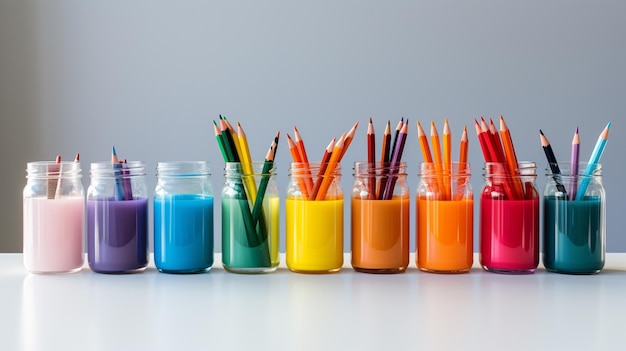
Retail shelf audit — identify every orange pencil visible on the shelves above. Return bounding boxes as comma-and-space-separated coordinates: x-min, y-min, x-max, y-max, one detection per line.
442, 118, 452, 200
294, 127, 314, 196
456, 126, 469, 200
430, 122, 446, 200
315, 133, 346, 200
417, 121, 433, 163
287, 134, 310, 198
339, 122, 359, 160
499, 116, 525, 199
309, 137, 336, 200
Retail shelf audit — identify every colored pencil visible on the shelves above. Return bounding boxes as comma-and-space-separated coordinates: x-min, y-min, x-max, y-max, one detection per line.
417, 121, 433, 163
430, 121, 446, 200
576, 122, 610, 200
339, 122, 359, 160
382, 120, 408, 200
121, 159, 133, 201
315, 132, 346, 200
539, 129, 567, 196
488, 118, 506, 164
294, 127, 314, 196
569, 127, 580, 200
367, 118, 376, 199
252, 131, 280, 224
220, 119, 240, 162
238, 122, 259, 201
47, 155, 61, 199
474, 119, 491, 162
499, 116, 525, 199
111, 146, 125, 200
456, 126, 469, 200
443, 119, 452, 200
381, 121, 392, 164
309, 137, 335, 200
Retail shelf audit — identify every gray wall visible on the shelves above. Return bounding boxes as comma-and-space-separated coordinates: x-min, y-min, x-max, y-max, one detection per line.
1, 0, 624, 253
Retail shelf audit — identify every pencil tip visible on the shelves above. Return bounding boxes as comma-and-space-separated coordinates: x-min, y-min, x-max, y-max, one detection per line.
112, 146, 117, 155
606, 121, 611, 129
539, 129, 544, 135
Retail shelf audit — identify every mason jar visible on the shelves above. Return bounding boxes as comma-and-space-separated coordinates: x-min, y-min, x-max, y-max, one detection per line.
23, 160, 84, 273
351, 162, 409, 273
286, 162, 343, 273
479, 161, 539, 274
543, 162, 605, 274
154, 161, 214, 274
417, 162, 473, 273
222, 162, 279, 273
87, 161, 148, 273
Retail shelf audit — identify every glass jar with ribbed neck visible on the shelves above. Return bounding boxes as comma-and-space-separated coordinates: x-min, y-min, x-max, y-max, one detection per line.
543, 162, 605, 274
480, 161, 539, 274
23, 161, 84, 274
417, 162, 473, 273
286, 162, 343, 274
222, 162, 279, 273
154, 161, 214, 274
351, 161, 410, 274
87, 161, 148, 274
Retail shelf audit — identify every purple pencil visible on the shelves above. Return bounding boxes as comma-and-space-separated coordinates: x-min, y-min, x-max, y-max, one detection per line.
383, 120, 409, 200
569, 127, 580, 200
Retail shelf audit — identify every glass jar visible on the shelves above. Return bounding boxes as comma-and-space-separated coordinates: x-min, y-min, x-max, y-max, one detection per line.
543, 163, 605, 274
480, 161, 539, 274
351, 162, 409, 273
222, 162, 279, 273
154, 161, 214, 274
23, 161, 84, 273
417, 162, 473, 273
87, 161, 148, 273
286, 162, 343, 273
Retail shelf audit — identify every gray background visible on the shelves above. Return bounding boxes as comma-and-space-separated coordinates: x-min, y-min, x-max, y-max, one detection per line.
1, 0, 624, 253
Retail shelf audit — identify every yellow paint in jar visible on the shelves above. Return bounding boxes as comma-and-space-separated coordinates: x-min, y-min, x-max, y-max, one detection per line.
285, 196, 343, 273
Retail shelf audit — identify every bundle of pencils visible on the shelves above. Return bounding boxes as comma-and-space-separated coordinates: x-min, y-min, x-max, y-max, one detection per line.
47, 154, 79, 199
366, 117, 409, 200
111, 146, 133, 201
539, 122, 610, 201
287, 122, 359, 200
473, 116, 526, 200
417, 119, 468, 201
213, 115, 280, 246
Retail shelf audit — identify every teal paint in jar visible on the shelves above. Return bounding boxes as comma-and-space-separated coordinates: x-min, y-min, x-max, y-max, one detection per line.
542, 163, 605, 274
222, 162, 279, 273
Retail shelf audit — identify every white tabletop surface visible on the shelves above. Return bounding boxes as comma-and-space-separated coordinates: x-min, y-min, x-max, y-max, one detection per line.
2, 253, 626, 351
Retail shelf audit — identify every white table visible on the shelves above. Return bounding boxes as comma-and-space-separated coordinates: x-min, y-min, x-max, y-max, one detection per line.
2, 253, 626, 351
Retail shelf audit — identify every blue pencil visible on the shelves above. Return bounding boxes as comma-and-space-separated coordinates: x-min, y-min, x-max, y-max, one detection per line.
575, 122, 610, 200
111, 146, 126, 200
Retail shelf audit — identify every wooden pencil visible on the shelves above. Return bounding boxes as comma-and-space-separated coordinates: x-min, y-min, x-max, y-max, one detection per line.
539, 129, 567, 196
367, 118, 376, 200
569, 127, 580, 200
309, 137, 335, 200
315, 133, 346, 200
576, 122, 610, 200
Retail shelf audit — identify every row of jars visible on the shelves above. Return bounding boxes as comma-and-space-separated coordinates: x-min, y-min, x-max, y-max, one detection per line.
22, 159, 605, 275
